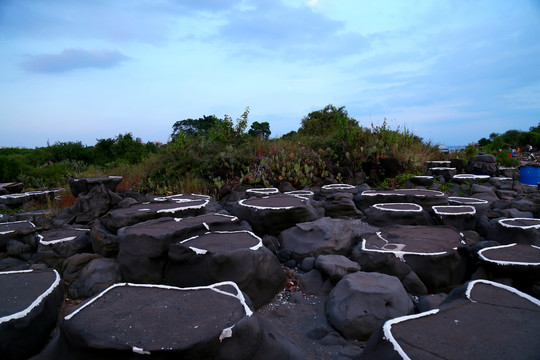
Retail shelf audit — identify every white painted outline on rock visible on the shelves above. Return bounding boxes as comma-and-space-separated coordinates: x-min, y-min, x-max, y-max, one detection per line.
246, 188, 279, 194
452, 174, 490, 181
498, 217, 540, 229
238, 196, 305, 210
361, 232, 451, 261
432, 205, 476, 216
448, 197, 488, 205
477, 243, 540, 266
178, 230, 263, 254
156, 199, 210, 213
321, 183, 355, 190
38, 228, 90, 245
362, 189, 446, 198
0, 269, 61, 325
64, 281, 253, 354
372, 203, 423, 212
383, 279, 540, 360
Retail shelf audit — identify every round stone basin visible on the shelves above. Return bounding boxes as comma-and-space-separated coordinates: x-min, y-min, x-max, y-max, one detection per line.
372, 203, 423, 212
179, 231, 262, 254
284, 190, 314, 198
432, 205, 476, 216
361, 226, 465, 260
246, 188, 279, 196
363, 189, 445, 198
63, 282, 252, 353
448, 196, 488, 205
425, 161, 451, 168
498, 218, 540, 229
153, 193, 210, 205
452, 174, 490, 184
0, 269, 61, 320
239, 194, 306, 210
478, 243, 540, 266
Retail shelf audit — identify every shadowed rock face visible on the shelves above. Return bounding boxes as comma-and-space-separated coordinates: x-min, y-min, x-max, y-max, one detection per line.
360, 280, 540, 360
0, 269, 64, 360
38, 282, 303, 360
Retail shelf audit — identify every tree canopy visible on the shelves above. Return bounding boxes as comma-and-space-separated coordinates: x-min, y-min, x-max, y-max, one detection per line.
298, 104, 358, 137
248, 121, 271, 138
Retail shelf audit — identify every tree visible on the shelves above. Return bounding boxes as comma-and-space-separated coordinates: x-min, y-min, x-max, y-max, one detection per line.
530, 122, 540, 133
298, 104, 358, 136
171, 115, 220, 138
248, 121, 271, 138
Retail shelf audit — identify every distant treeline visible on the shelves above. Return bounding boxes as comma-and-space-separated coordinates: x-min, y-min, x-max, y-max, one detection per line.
478, 123, 540, 151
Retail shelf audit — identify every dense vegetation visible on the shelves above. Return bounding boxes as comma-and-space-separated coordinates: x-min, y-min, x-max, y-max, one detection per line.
1, 105, 537, 196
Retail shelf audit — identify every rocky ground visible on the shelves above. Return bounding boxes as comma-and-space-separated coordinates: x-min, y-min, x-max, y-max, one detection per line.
1, 154, 540, 359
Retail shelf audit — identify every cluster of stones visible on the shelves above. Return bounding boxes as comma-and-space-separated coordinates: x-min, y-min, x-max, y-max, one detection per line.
0, 165, 539, 359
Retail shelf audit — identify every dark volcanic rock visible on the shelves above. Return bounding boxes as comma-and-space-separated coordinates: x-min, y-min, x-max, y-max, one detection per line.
117, 213, 245, 283
490, 218, 540, 245
364, 202, 431, 227
355, 188, 448, 211
38, 282, 303, 360
90, 220, 119, 257
62, 253, 122, 299
355, 226, 473, 293
321, 192, 363, 218
326, 271, 414, 341
0, 220, 38, 249
0, 269, 64, 360
164, 230, 286, 308
432, 205, 477, 230
360, 280, 540, 360
71, 184, 123, 224
279, 217, 378, 262
314, 254, 361, 282
68, 176, 123, 197
467, 153, 498, 175
231, 194, 324, 236
37, 228, 92, 269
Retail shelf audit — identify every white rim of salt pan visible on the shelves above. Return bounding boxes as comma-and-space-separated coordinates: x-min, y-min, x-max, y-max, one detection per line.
452, 174, 490, 180
429, 167, 456, 171
321, 184, 355, 190
361, 232, 451, 261
246, 188, 279, 194
0, 220, 37, 235
478, 243, 540, 266
178, 230, 263, 254
426, 161, 451, 165
156, 199, 210, 213
498, 217, 540, 229
0, 269, 61, 324
372, 203, 423, 212
38, 228, 90, 245
174, 213, 238, 223
432, 205, 476, 216
383, 279, 540, 360
362, 189, 446, 198
238, 196, 304, 210
64, 281, 253, 354
448, 197, 488, 205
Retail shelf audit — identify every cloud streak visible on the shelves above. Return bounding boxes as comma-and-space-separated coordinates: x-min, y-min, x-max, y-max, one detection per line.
21, 48, 130, 73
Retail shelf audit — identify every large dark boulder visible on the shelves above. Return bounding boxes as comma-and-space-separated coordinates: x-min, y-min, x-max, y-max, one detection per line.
360, 280, 540, 360
0, 269, 64, 360
467, 153, 498, 175
326, 271, 414, 341
164, 230, 286, 308
364, 203, 431, 227
90, 220, 119, 257
68, 176, 123, 197
279, 217, 378, 262
230, 194, 324, 236
117, 214, 247, 283
490, 218, 540, 245
432, 205, 477, 230
38, 282, 303, 360
62, 253, 122, 299
355, 189, 448, 211
37, 228, 92, 269
71, 184, 123, 224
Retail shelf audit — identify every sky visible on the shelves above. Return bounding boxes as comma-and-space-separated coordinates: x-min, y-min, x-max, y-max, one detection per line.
1, 0, 539, 148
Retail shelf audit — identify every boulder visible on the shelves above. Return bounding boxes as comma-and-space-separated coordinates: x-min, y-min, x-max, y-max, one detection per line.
68, 176, 123, 197
448, 196, 490, 216
297, 269, 334, 295
230, 194, 324, 236
279, 217, 377, 262
118, 213, 246, 283
490, 218, 540, 245
37, 228, 92, 269
321, 192, 363, 218
71, 184, 123, 224
467, 153, 498, 175
364, 203, 431, 227
90, 220, 119, 257
164, 230, 286, 308
0, 182, 24, 194
0, 220, 38, 250
432, 205, 477, 230
314, 254, 361, 282
14, 210, 53, 229
0, 269, 64, 360
39, 282, 303, 359
452, 174, 490, 184
62, 253, 122, 299
326, 271, 414, 341
429, 167, 457, 181
360, 280, 540, 359
355, 226, 473, 293
410, 175, 434, 186
355, 189, 448, 211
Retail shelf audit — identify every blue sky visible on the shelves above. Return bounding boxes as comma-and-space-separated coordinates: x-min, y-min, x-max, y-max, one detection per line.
1, 0, 539, 148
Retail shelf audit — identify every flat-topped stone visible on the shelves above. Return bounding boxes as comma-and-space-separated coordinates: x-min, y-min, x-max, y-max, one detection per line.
429, 167, 457, 180
320, 183, 358, 196
410, 175, 434, 186
449, 196, 490, 216
432, 205, 477, 230
0, 220, 36, 248
165, 230, 285, 308
0, 189, 63, 207
37, 228, 91, 268
0, 182, 23, 195
0, 269, 64, 359
103, 194, 213, 232
425, 161, 451, 168
40, 281, 301, 359
452, 174, 490, 184
364, 203, 430, 227
231, 194, 323, 235
284, 189, 314, 199
118, 213, 245, 283
491, 218, 540, 245
360, 280, 540, 360
355, 189, 448, 210
357, 226, 470, 293
245, 187, 279, 197
69, 176, 123, 197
